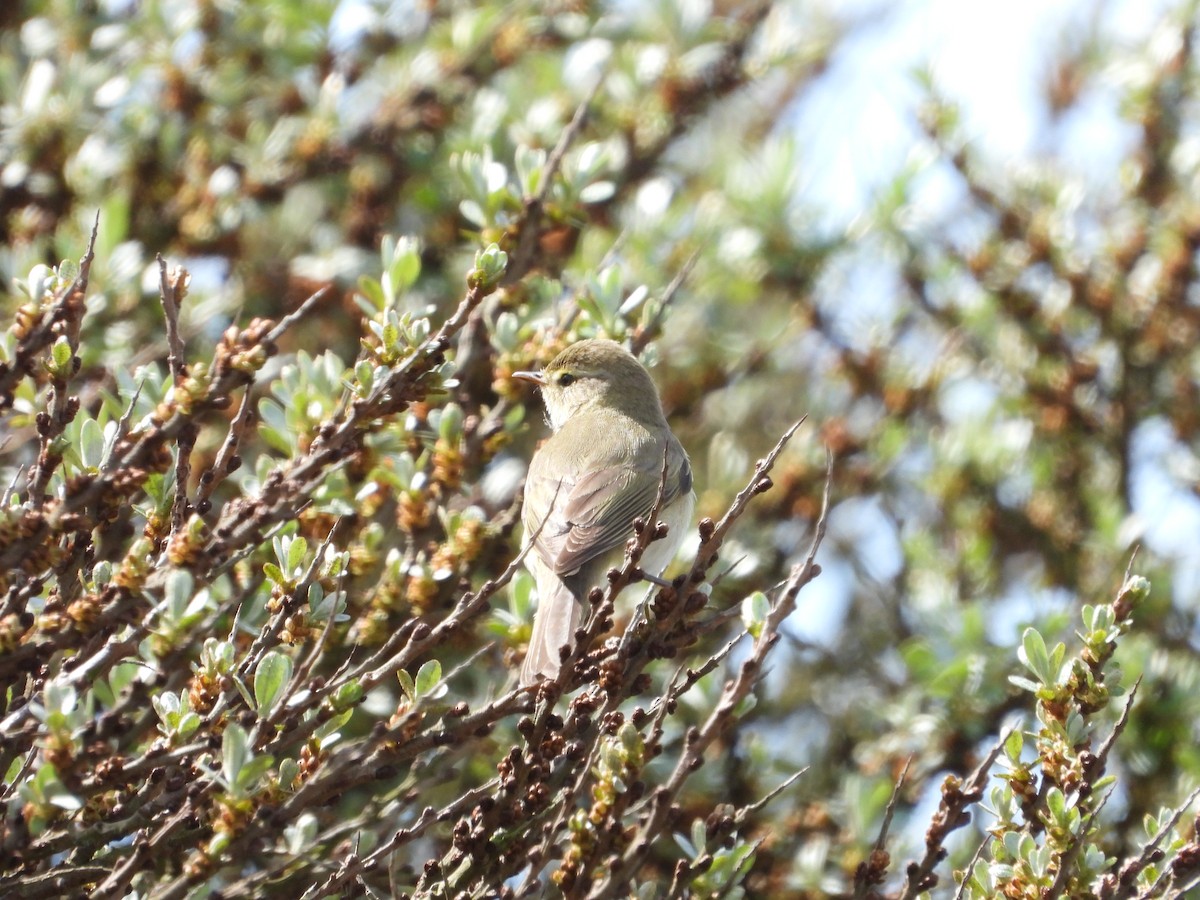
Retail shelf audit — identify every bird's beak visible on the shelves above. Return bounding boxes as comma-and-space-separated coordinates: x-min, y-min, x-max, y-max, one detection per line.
512, 370, 546, 386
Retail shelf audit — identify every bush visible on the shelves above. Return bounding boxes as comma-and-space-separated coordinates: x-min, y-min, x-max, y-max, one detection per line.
2, 1, 1198, 897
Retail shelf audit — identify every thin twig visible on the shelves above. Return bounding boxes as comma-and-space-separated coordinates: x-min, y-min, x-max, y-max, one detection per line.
266, 285, 331, 344
952, 833, 992, 900
0, 464, 25, 509
853, 757, 911, 899
156, 255, 188, 385
737, 766, 809, 823
197, 390, 255, 506
504, 74, 604, 285
587, 436, 829, 899
630, 248, 700, 355
1108, 782, 1200, 900
157, 258, 194, 538
898, 725, 1016, 900
300, 780, 500, 900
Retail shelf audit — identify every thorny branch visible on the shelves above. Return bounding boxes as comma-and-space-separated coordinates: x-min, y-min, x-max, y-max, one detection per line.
898, 727, 1015, 900
582, 437, 830, 897
0, 3, 1189, 898
854, 758, 911, 898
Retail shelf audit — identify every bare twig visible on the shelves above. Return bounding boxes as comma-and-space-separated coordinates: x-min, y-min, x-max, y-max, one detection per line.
898, 725, 1016, 900
0, 464, 25, 509
586, 437, 829, 898
737, 766, 809, 823
504, 75, 605, 285
299, 780, 502, 900
853, 757, 911, 899
952, 834, 992, 900
265, 286, 331, 345
1103, 782, 1200, 900
102, 377, 145, 473
196, 390, 255, 507
156, 255, 188, 386
629, 248, 700, 356
158, 257, 195, 539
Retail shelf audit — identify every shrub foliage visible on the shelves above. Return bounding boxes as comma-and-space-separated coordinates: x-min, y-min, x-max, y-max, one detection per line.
2, 1, 1199, 898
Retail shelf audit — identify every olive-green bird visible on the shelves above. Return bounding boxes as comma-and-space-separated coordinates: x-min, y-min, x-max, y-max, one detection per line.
514, 339, 695, 685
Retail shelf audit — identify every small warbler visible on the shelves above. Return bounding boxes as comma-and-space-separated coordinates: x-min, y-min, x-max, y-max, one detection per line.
514, 339, 695, 685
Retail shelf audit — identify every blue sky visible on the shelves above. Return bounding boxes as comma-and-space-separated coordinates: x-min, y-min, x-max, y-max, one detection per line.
790, 0, 1174, 225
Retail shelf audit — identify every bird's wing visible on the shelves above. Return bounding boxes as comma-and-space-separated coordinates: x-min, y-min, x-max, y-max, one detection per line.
526, 440, 691, 578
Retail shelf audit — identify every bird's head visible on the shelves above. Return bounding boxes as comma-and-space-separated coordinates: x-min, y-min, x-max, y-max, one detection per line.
513, 339, 666, 431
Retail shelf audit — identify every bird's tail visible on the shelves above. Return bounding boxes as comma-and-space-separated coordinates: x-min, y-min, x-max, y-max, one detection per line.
521, 577, 582, 686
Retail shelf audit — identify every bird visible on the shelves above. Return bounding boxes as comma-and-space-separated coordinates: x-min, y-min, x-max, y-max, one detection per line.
513, 339, 695, 685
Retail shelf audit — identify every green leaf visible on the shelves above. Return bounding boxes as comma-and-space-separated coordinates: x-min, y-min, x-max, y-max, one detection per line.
79, 417, 105, 469
176, 712, 200, 740
236, 754, 276, 793
415, 659, 442, 698
1004, 729, 1024, 760
232, 675, 255, 711
44, 782, 84, 811
397, 668, 415, 700
50, 335, 73, 372
382, 321, 400, 348
438, 404, 463, 442
222, 723, 249, 787
1018, 627, 1052, 685
286, 536, 308, 574
1046, 787, 1065, 818
278, 759, 300, 792
459, 199, 487, 228
673, 830, 697, 858
741, 590, 769, 638
388, 235, 422, 294
732, 844, 756, 880
515, 145, 546, 196
93, 678, 116, 708
354, 359, 375, 394
164, 569, 194, 620
254, 651, 293, 717
331, 680, 363, 713
691, 818, 707, 857
316, 708, 353, 744
357, 275, 385, 311
284, 812, 319, 854
473, 243, 508, 286
1008, 675, 1041, 694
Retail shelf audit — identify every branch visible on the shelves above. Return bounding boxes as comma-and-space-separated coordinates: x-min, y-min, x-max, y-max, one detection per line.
853, 757, 911, 898
587, 438, 830, 897
898, 726, 1016, 900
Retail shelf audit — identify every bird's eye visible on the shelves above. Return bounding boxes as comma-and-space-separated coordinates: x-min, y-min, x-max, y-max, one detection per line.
556, 372, 576, 387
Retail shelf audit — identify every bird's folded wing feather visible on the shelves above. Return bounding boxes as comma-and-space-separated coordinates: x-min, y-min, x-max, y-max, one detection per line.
527, 444, 690, 578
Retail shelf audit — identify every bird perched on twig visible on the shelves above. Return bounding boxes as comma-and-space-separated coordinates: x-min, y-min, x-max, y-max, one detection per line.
514, 339, 695, 686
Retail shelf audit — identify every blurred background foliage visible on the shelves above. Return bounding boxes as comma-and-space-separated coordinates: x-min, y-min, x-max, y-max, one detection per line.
2, 0, 1199, 896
